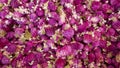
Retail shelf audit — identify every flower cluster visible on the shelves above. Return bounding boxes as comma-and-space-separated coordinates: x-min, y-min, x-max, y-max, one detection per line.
0, 0, 120, 68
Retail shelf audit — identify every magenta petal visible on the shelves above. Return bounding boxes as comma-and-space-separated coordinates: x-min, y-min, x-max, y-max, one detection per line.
99, 40, 107, 48
1, 56, 10, 65
48, 18, 57, 26
88, 53, 95, 62
83, 34, 92, 44
78, 22, 89, 32
55, 58, 66, 68
117, 42, 120, 49
21, 0, 29, 3
36, 7, 44, 17
25, 53, 35, 62
0, 11, 8, 19
80, 51, 87, 59
73, 0, 82, 5
112, 21, 120, 29
29, 13, 37, 22
48, 1, 57, 11
31, 28, 38, 37
35, 53, 45, 64
107, 28, 115, 36
6, 32, 14, 40
110, 0, 119, 6
92, 40, 100, 47
50, 12, 60, 21
6, 43, 16, 53
63, 28, 74, 39
14, 28, 24, 37
95, 52, 103, 63
91, 1, 101, 11
102, 4, 113, 13
75, 4, 86, 13
57, 45, 72, 57
71, 42, 84, 50
108, 65, 114, 68
0, 0, 8, 3
0, 38, 9, 48
0, 53, 2, 60
10, 0, 20, 8
45, 27, 55, 37
40, 0, 48, 3
24, 41, 35, 53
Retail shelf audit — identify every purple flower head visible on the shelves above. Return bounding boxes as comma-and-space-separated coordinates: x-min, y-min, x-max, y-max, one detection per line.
63, 28, 74, 39
48, 1, 57, 11
1, 56, 10, 65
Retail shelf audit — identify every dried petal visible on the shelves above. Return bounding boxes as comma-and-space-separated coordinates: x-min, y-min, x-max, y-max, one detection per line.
10, 0, 20, 8
56, 45, 72, 57
48, 18, 57, 26
45, 27, 55, 37
48, 1, 57, 11
55, 58, 66, 68
83, 34, 92, 44
1, 56, 10, 64
63, 28, 74, 39
6, 43, 16, 53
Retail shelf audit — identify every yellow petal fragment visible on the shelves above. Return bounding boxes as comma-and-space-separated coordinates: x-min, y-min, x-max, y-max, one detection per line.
0, 29, 6, 38
24, 29, 32, 40
65, 65, 70, 68
0, 3, 3, 11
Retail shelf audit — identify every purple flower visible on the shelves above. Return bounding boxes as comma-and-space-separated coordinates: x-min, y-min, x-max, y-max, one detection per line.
25, 53, 35, 63
40, 0, 48, 3
112, 21, 120, 29
20, 0, 29, 3
80, 51, 87, 59
92, 40, 100, 47
24, 41, 35, 53
117, 42, 120, 49
36, 7, 44, 17
73, 0, 82, 5
88, 53, 95, 62
30, 28, 38, 37
29, 13, 37, 22
70, 42, 84, 50
102, 4, 113, 13
0, 0, 120, 67
10, 0, 20, 8
6, 43, 16, 53
48, 1, 57, 11
75, 4, 86, 13
0, 38, 8, 48
108, 65, 114, 68
0, 11, 8, 19
48, 18, 57, 26
55, 58, 66, 68
99, 40, 107, 48
35, 53, 45, 64
91, 1, 101, 11
0, 0, 8, 3
50, 12, 60, 21
56, 45, 72, 57
106, 28, 115, 36
95, 52, 103, 63
83, 34, 92, 44
45, 27, 55, 37
63, 28, 74, 39
78, 22, 89, 32
1, 56, 10, 65
6, 32, 14, 40
110, 0, 119, 6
